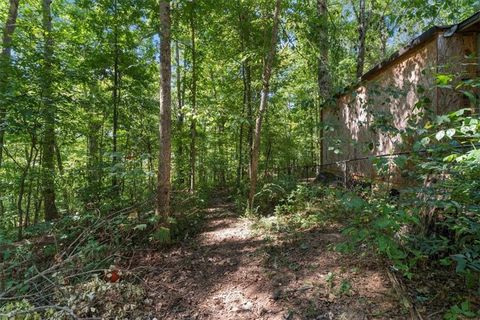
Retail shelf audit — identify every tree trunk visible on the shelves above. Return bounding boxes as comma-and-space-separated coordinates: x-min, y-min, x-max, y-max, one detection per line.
146, 140, 155, 191
87, 119, 101, 205
248, 0, 282, 211
34, 150, 43, 225
0, 0, 20, 216
189, 3, 197, 193
25, 147, 38, 228
210, 77, 226, 187
355, 0, 367, 78
156, 0, 172, 217
263, 110, 272, 179
317, 0, 330, 170
246, 64, 253, 178
111, 0, 120, 196
237, 8, 252, 187
18, 136, 36, 240
174, 40, 185, 185
0, 0, 19, 167
55, 141, 69, 212
41, 0, 58, 221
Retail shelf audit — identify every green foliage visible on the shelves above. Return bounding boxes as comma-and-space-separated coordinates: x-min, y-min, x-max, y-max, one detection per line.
250, 175, 297, 215
1, 0, 479, 317
0, 278, 148, 319
340, 196, 417, 277
252, 74, 480, 315
0, 190, 205, 316
338, 279, 352, 296
152, 226, 171, 244
252, 182, 342, 236
444, 301, 479, 320
341, 76, 480, 314
0, 300, 42, 320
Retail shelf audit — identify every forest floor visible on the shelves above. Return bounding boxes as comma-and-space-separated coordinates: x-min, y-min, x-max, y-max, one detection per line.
135, 200, 404, 320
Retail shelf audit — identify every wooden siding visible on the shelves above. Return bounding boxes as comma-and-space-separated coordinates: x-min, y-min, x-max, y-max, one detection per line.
322, 37, 439, 184
437, 33, 477, 114
323, 28, 478, 185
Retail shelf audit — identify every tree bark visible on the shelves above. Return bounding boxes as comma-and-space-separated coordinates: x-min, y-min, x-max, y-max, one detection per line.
41, 0, 58, 221
0, 0, 20, 216
174, 40, 185, 185
189, 2, 197, 193
34, 150, 43, 225
237, 8, 253, 187
156, 0, 172, 217
355, 0, 367, 78
18, 135, 36, 240
55, 141, 69, 212
87, 118, 101, 204
246, 64, 253, 178
111, 0, 120, 196
25, 147, 39, 228
317, 0, 330, 169
248, 0, 282, 211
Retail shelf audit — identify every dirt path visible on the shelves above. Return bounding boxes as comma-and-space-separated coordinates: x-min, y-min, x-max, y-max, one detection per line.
139, 203, 402, 320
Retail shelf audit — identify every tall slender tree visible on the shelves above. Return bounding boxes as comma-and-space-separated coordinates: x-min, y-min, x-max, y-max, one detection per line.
111, 0, 121, 196
174, 40, 185, 184
317, 0, 330, 168
0, 0, 20, 215
156, 0, 172, 217
353, 0, 368, 78
188, 1, 197, 193
41, 0, 58, 220
237, 4, 253, 187
248, 0, 282, 211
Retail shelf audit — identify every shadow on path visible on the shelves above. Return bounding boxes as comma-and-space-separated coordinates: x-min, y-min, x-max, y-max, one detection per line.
136, 204, 403, 320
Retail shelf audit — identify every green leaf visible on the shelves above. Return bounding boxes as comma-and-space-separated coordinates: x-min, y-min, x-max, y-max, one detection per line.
394, 155, 408, 168
443, 154, 457, 162
446, 128, 455, 138
451, 254, 467, 273
436, 74, 453, 85
461, 90, 477, 105
436, 115, 450, 125
134, 224, 147, 231
435, 130, 445, 141
153, 227, 171, 244
421, 137, 430, 146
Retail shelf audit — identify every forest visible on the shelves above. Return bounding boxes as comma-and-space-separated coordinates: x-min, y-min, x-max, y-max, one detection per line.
1, 0, 480, 319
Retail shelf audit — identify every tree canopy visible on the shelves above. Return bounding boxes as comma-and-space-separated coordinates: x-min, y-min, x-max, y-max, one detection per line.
1, 0, 479, 318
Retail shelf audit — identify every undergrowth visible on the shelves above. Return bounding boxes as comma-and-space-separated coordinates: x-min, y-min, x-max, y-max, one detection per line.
251, 80, 480, 319
0, 191, 206, 319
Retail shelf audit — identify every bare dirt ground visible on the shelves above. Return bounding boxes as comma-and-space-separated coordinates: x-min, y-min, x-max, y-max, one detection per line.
137, 202, 404, 320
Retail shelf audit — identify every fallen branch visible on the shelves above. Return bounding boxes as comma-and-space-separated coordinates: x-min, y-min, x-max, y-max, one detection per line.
0, 304, 80, 320
386, 269, 424, 320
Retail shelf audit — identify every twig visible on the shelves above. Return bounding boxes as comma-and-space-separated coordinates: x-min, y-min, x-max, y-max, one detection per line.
386, 269, 424, 320
0, 304, 79, 320
427, 310, 444, 319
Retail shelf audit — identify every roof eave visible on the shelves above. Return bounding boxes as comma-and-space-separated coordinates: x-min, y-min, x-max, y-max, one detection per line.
361, 26, 445, 81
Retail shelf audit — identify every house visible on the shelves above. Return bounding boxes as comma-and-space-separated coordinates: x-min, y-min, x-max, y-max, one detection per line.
321, 11, 480, 186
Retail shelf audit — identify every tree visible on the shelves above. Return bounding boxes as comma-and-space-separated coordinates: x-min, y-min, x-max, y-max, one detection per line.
156, 0, 172, 217
237, 2, 253, 187
317, 0, 330, 168
174, 39, 185, 185
0, 0, 477, 243
111, 0, 121, 196
41, 0, 58, 221
188, 0, 197, 193
353, 0, 368, 78
248, 0, 282, 211
0, 0, 20, 215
